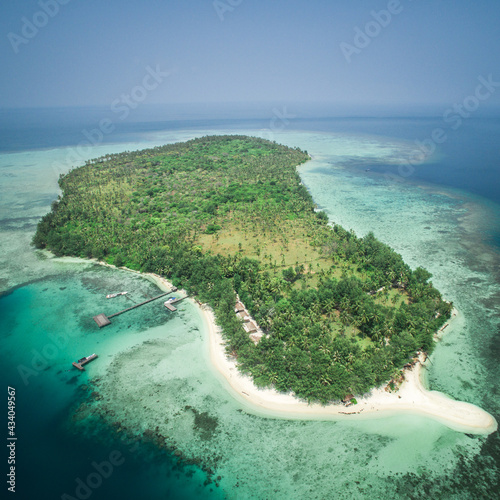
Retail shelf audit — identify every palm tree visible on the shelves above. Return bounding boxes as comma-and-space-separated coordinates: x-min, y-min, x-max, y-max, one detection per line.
319, 344, 331, 356
371, 326, 383, 343
340, 296, 350, 314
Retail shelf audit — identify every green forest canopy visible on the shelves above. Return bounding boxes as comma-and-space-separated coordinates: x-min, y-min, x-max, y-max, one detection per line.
33, 135, 452, 403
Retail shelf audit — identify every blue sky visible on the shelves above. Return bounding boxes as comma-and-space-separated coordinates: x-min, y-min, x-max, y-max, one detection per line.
1, 0, 500, 110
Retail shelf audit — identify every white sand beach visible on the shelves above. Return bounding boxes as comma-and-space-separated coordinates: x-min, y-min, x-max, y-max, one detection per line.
201, 305, 498, 435
82, 261, 497, 435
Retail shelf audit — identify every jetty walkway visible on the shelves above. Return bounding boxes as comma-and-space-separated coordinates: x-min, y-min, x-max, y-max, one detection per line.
93, 292, 171, 328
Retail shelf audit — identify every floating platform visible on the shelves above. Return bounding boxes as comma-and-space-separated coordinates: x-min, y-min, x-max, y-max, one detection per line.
72, 353, 98, 371
93, 313, 111, 328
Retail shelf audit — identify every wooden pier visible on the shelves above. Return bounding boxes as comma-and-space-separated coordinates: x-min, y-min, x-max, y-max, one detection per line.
93, 313, 111, 328
93, 292, 170, 328
72, 353, 98, 371
164, 296, 187, 312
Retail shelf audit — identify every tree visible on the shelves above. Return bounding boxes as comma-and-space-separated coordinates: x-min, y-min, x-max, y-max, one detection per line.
282, 267, 297, 283
316, 210, 329, 223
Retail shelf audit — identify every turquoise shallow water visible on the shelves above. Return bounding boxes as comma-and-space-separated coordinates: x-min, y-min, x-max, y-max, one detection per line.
0, 268, 226, 499
1, 121, 499, 499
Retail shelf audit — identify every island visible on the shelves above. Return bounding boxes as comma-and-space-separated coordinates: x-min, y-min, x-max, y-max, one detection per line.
33, 135, 497, 433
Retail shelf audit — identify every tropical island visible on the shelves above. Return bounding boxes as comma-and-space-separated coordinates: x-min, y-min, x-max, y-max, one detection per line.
33, 135, 459, 405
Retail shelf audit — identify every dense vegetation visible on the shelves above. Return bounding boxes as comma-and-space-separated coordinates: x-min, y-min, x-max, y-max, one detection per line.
33, 135, 451, 403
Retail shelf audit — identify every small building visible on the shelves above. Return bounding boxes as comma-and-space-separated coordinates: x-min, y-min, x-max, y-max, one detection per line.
244, 321, 258, 333
237, 311, 250, 321
235, 297, 262, 343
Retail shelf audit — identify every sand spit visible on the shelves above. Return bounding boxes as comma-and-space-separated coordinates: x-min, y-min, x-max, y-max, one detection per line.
57, 257, 497, 435
201, 305, 497, 435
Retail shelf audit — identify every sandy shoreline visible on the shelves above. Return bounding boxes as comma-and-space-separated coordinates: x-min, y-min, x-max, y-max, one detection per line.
200, 304, 497, 435
58, 258, 497, 435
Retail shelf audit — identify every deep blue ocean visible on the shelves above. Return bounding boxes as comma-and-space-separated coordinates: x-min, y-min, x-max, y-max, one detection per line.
1, 107, 499, 206
1, 106, 499, 499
